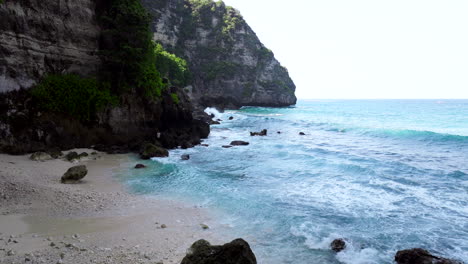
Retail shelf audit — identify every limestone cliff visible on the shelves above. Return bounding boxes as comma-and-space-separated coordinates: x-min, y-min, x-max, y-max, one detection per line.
0, 0, 101, 92
142, 0, 297, 109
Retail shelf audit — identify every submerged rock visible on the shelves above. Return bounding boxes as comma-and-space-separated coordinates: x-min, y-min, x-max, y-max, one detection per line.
181, 238, 256, 264
230, 141, 249, 146
139, 143, 169, 159
250, 129, 267, 136
330, 239, 346, 252
30, 152, 53, 161
395, 248, 462, 264
181, 154, 190, 160
229, 116, 234, 120
61, 165, 87, 183
222, 145, 233, 148
134, 164, 146, 169
65, 151, 79, 162
299, 132, 305, 135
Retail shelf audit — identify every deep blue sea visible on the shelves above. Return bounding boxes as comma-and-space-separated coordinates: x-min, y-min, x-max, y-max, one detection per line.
121, 100, 468, 264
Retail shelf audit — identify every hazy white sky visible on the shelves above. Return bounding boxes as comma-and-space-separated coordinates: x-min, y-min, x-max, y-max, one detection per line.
222, 0, 468, 99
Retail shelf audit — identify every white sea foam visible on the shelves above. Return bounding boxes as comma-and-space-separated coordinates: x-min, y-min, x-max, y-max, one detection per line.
204, 107, 222, 118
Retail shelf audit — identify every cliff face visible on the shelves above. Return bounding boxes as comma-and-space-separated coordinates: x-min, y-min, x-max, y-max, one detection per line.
142, 0, 297, 109
0, 0, 101, 92
0, 0, 208, 154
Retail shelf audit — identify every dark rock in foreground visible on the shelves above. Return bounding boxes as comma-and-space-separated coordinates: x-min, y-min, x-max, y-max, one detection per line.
395, 248, 462, 264
134, 164, 146, 169
61, 165, 87, 183
181, 154, 190, 160
181, 238, 256, 264
250, 129, 267, 136
330, 239, 346, 252
139, 143, 168, 160
230, 141, 249, 146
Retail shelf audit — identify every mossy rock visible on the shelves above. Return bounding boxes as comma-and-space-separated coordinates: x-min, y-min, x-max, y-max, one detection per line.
139, 143, 169, 159
65, 151, 79, 161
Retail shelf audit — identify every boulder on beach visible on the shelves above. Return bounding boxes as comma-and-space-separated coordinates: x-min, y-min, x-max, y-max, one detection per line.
78, 152, 89, 158
181, 154, 190, 160
30, 152, 53, 161
139, 143, 169, 159
134, 164, 147, 169
230, 141, 249, 146
181, 238, 257, 264
395, 248, 462, 264
330, 239, 346, 252
61, 165, 88, 183
65, 151, 79, 161
47, 149, 63, 159
250, 129, 267, 136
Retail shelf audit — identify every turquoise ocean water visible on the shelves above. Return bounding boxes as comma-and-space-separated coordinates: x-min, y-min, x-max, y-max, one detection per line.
121, 100, 468, 264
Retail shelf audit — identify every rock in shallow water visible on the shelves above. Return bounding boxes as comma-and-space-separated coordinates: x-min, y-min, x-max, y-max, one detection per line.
61, 165, 87, 183
395, 248, 462, 264
139, 143, 168, 159
134, 164, 146, 169
330, 239, 346, 252
181, 238, 256, 264
181, 154, 190, 160
230, 141, 249, 146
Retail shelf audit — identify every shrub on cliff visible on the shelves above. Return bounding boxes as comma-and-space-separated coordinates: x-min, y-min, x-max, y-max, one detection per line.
31, 74, 117, 122
154, 43, 190, 87
99, 0, 163, 97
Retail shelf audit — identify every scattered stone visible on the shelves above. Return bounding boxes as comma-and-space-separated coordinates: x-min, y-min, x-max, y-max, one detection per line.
72, 234, 80, 239
139, 143, 169, 160
201, 144, 209, 147
30, 152, 53, 161
134, 164, 147, 169
222, 145, 233, 148
299, 132, 306, 135
330, 239, 346, 252
395, 248, 462, 264
60, 253, 65, 259
7, 250, 15, 256
61, 165, 88, 183
50, 242, 56, 247
181, 154, 190, 160
229, 116, 234, 120
78, 152, 89, 158
250, 129, 267, 136
181, 238, 256, 264
65, 151, 79, 162
47, 149, 63, 159
161, 224, 167, 229
230, 140, 249, 146
200, 224, 209, 230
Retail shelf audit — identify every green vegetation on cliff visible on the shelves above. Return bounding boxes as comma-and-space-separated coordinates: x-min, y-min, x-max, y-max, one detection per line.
31, 0, 190, 121
31, 75, 117, 122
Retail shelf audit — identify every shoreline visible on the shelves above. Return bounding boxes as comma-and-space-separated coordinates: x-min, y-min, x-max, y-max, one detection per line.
0, 150, 224, 263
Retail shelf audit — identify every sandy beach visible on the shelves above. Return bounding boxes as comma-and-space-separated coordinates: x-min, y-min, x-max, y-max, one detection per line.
0, 150, 223, 264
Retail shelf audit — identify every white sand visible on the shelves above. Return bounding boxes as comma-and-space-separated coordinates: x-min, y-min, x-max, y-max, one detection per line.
0, 150, 224, 264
